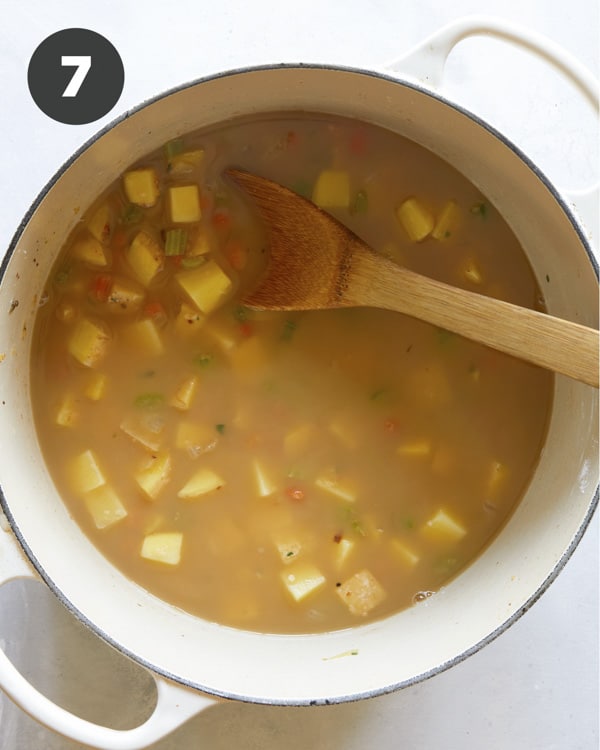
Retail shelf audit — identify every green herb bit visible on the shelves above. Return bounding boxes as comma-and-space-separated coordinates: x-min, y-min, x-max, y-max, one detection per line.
403, 517, 415, 530
122, 204, 144, 225
233, 305, 249, 322
181, 255, 206, 269
351, 518, 366, 537
194, 353, 214, 367
55, 267, 71, 285
215, 423, 226, 434
350, 189, 368, 215
436, 328, 455, 346
134, 393, 165, 409
164, 228, 188, 256
470, 201, 488, 218
369, 386, 388, 402
281, 319, 297, 341
322, 649, 359, 661
164, 138, 184, 160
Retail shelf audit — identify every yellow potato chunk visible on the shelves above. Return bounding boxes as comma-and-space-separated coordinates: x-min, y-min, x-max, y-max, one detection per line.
134, 452, 172, 500
175, 422, 218, 457
123, 168, 159, 207
280, 563, 326, 602
333, 537, 355, 570
397, 439, 432, 458
106, 277, 146, 314
252, 459, 278, 498
68, 449, 106, 494
336, 569, 386, 616
141, 532, 183, 566
390, 539, 420, 567
84, 372, 108, 401
168, 185, 202, 223
315, 469, 357, 503
168, 148, 205, 176
84, 485, 128, 530
71, 235, 109, 267
432, 200, 461, 240
126, 231, 164, 287
87, 202, 113, 243
177, 467, 225, 499
170, 375, 199, 411
422, 509, 467, 541
55, 393, 79, 427
176, 260, 232, 314
396, 198, 434, 242
312, 169, 350, 208
122, 319, 164, 356
68, 318, 111, 367
274, 537, 304, 565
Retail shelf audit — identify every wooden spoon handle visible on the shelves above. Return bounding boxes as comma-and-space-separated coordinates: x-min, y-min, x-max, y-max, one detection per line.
352, 252, 599, 387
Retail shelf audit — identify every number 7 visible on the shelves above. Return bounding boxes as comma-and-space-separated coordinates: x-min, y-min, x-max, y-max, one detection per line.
61, 55, 92, 97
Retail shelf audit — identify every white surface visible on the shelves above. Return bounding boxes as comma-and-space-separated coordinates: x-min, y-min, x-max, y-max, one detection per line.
0, 0, 598, 748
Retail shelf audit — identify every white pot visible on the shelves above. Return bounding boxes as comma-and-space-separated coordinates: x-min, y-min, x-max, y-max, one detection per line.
0, 17, 597, 750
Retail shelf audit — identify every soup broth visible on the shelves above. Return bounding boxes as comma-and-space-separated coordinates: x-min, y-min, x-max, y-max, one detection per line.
31, 114, 552, 633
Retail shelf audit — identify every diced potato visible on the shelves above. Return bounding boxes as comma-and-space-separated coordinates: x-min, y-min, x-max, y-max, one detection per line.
168, 148, 205, 176
188, 226, 214, 256
229, 336, 270, 374
487, 460, 507, 493
252, 459, 278, 498
315, 469, 357, 503
168, 185, 201, 223
68, 318, 111, 367
122, 319, 164, 356
170, 375, 199, 411
120, 414, 164, 452
336, 569, 386, 616
123, 168, 159, 207
333, 537, 355, 570
432, 200, 460, 240
461, 258, 483, 284
106, 277, 145, 314
84, 485, 128, 529
178, 467, 225, 499
397, 439, 432, 458
84, 372, 107, 401
396, 198, 434, 242
274, 537, 304, 565
87, 202, 114, 243
280, 563, 326, 602
175, 260, 232, 314
71, 235, 109, 267
55, 393, 79, 427
175, 422, 218, 457
68, 449, 106, 494
141, 532, 183, 565
328, 413, 358, 450
134, 452, 172, 500
205, 319, 238, 353
312, 169, 350, 208
284, 423, 316, 457
126, 231, 164, 287
422, 509, 467, 541
174, 302, 205, 337
390, 539, 420, 567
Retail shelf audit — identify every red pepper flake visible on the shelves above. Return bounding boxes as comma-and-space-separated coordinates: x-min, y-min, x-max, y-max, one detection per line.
286, 130, 299, 147
333, 533, 343, 544
286, 487, 305, 502
384, 418, 398, 433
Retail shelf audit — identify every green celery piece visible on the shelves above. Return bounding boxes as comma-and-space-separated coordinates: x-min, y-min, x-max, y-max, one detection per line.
164, 228, 188, 256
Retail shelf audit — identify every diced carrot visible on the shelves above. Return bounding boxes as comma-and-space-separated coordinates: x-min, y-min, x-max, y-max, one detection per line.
239, 321, 253, 338
111, 228, 128, 250
349, 128, 367, 156
90, 274, 112, 303
224, 238, 248, 270
286, 487, 305, 502
200, 191, 215, 212
212, 210, 231, 231
286, 130, 299, 147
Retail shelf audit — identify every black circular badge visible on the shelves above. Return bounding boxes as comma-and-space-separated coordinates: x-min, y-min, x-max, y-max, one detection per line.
28, 28, 124, 125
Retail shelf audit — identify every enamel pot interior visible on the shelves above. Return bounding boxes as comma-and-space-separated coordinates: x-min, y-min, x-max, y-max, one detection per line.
0, 65, 597, 705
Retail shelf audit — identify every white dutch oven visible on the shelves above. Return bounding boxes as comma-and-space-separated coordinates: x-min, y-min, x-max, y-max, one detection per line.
0, 17, 598, 750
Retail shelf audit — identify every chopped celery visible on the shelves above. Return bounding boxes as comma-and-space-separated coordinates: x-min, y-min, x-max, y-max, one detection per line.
164, 138, 184, 159
134, 393, 165, 409
349, 189, 368, 215
164, 228, 188, 256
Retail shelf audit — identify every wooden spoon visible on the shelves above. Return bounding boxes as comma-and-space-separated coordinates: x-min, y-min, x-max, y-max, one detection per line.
226, 168, 599, 387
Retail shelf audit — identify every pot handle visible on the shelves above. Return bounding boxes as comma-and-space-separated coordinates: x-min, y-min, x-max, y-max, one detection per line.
0, 520, 215, 749
386, 15, 600, 238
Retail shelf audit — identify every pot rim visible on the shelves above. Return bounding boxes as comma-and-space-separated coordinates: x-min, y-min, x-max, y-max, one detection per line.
1, 61, 598, 705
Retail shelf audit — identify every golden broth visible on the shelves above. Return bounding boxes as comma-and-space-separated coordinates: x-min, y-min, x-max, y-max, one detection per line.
31, 114, 552, 633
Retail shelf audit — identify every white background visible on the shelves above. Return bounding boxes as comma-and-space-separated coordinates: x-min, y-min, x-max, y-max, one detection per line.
0, 1, 598, 748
